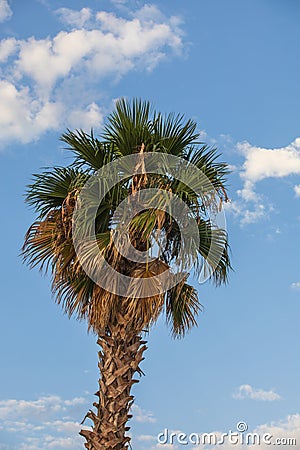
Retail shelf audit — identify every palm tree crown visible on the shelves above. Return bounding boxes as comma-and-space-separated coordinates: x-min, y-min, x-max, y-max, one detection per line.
23, 98, 231, 337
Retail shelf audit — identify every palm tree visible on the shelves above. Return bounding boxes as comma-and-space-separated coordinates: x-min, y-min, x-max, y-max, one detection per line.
22, 98, 232, 450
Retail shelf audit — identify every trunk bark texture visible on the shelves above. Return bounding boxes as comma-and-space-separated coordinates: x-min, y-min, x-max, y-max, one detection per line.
80, 313, 147, 449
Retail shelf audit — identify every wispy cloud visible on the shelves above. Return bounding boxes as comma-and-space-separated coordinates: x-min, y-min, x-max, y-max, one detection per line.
224, 199, 269, 226
131, 404, 156, 423
0, 395, 90, 449
0, 0, 12, 22
55, 7, 92, 28
294, 184, 300, 197
233, 384, 281, 401
0, 37, 17, 61
138, 434, 156, 442
0, 396, 159, 449
111, 0, 128, 5
0, 5, 184, 147
291, 282, 300, 290
0, 395, 86, 420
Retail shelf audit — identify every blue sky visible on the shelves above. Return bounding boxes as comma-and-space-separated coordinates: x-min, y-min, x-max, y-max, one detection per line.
0, 0, 300, 448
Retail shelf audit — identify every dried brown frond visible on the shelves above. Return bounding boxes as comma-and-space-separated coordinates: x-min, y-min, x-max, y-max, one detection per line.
131, 143, 149, 195
88, 285, 121, 332
61, 189, 79, 239
123, 259, 169, 331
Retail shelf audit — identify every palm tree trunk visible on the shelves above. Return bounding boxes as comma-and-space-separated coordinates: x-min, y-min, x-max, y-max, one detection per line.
80, 313, 147, 449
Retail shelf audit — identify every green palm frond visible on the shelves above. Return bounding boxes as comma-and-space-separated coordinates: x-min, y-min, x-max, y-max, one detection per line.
166, 279, 202, 338
61, 129, 119, 170
25, 167, 89, 218
152, 112, 199, 156
197, 219, 232, 286
184, 145, 230, 199
102, 98, 200, 156
103, 98, 153, 155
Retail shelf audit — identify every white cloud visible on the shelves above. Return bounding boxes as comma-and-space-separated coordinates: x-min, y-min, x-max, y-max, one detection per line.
68, 103, 104, 130
254, 414, 300, 449
133, 4, 165, 22
17, 31, 95, 90
0, 5, 184, 146
0, 37, 17, 62
18, 434, 83, 450
224, 200, 268, 226
0, 80, 63, 143
0, 395, 89, 449
131, 404, 156, 423
152, 445, 177, 449
55, 7, 92, 28
227, 138, 300, 225
0, 395, 86, 420
137, 432, 178, 449
138, 434, 156, 442
0, 0, 12, 22
237, 138, 300, 201
294, 184, 300, 197
233, 384, 281, 401
238, 139, 300, 182
111, 0, 128, 5
291, 282, 300, 290
45, 420, 81, 434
